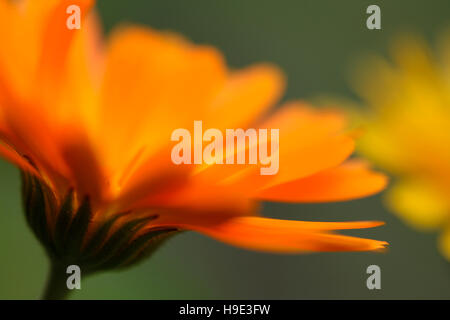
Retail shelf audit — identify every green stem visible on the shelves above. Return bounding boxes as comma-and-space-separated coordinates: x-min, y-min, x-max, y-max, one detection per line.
41, 262, 71, 300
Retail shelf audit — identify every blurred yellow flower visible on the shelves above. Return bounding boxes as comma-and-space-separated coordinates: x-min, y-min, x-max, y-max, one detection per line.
351, 33, 450, 259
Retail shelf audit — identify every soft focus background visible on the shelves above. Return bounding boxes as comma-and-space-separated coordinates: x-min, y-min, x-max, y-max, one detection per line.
2, 0, 450, 299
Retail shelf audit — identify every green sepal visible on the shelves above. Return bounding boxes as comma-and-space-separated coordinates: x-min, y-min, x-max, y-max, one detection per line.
63, 197, 91, 258
80, 216, 178, 272
112, 228, 178, 270
53, 190, 75, 258
82, 216, 154, 270
21, 172, 56, 252
20, 170, 178, 275
80, 214, 122, 260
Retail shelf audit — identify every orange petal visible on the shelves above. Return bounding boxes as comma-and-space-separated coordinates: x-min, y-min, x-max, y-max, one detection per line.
0, 1, 36, 101
151, 216, 388, 253
99, 27, 226, 175
192, 103, 354, 187
1, 100, 71, 191
36, 0, 94, 102
136, 180, 256, 215
0, 141, 40, 177
261, 102, 354, 186
0, 0, 94, 187
55, 11, 103, 135
115, 145, 193, 211
256, 160, 388, 202
205, 64, 285, 129
58, 126, 109, 207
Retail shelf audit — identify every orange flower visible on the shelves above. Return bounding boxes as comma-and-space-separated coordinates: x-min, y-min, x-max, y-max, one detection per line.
0, 0, 387, 275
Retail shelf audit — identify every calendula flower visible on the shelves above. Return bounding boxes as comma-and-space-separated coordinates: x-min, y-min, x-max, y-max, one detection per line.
349, 33, 450, 260
0, 0, 387, 299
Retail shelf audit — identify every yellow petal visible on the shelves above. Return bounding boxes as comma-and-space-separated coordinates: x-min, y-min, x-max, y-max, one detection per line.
386, 179, 449, 230
438, 225, 450, 261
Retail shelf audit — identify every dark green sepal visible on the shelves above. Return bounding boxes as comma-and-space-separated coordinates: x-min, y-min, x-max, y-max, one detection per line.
111, 228, 178, 270
21, 172, 56, 251
20, 170, 179, 276
63, 197, 92, 258
53, 190, 75, 258
83, 216, 154, 269
80, 213, 122, 260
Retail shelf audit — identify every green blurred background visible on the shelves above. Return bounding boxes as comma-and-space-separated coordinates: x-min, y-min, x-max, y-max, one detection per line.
2, 0, 450, 299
